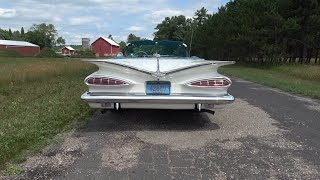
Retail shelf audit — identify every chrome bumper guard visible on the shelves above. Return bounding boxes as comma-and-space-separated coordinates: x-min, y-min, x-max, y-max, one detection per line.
81, 92, 235, 105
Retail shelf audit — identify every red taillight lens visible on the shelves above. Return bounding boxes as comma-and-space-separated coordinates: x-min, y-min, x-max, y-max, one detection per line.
189, 78, 231, 87
86, 77, 128, 86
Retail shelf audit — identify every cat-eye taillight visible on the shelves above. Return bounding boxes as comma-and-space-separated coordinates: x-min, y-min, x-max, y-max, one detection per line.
85, 77, 129, 86
188, 78, 231, 87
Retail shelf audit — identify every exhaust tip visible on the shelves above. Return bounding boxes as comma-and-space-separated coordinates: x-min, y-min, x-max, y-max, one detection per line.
114, 103, 120, 110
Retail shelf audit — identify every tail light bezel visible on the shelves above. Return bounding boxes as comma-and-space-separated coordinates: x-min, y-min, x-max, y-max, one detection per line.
186, 77, 232, 88
85, 76, 131, 86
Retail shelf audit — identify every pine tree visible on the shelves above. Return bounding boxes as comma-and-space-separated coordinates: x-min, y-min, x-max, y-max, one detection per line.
8, 28, 12, 39
21, 27, 25, 35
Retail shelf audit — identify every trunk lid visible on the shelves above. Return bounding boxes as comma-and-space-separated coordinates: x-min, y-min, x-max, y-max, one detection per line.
84, 58, 234, 73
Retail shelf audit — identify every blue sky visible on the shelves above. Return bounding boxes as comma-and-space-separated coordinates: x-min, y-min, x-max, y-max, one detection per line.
0, 0, 228, 45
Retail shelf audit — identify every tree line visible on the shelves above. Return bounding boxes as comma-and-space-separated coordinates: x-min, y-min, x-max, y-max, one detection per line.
0, 23, 65, 49
154, 0, 320, 64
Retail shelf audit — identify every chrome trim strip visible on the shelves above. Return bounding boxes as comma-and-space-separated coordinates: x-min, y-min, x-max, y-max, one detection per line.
81, 92, 235, 104
88, 92, 229, 97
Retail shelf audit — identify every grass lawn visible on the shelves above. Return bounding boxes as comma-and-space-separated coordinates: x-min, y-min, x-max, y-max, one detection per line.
0, 57, 96, 169
220, 64, 320, 99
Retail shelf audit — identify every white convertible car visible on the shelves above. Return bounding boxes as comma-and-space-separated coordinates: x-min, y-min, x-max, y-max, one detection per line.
81, 40, 234, 111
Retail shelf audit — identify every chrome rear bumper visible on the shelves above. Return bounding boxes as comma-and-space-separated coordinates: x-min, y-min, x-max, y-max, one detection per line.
81, 92, 234, 105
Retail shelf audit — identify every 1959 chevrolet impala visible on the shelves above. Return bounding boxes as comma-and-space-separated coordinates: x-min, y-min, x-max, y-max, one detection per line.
81, 40, 234, 111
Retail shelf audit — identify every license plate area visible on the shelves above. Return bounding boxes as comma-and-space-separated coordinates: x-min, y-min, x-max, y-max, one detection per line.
146, 81, 170, 95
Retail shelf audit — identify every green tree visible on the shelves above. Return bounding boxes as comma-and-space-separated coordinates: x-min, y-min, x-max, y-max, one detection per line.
8, 28, 12, 39
119, 41, 127, 52
127, 33, 140, 42
154, 15, 192, 43
0, 28, 9, 39
21, 27, 25, 35
56, 36, 65, 46
20, 27, 25, 40
27, 23, 63, 48
194, 7, 210, 25
12, 30, 21, 41
153, 0, 320, 64
26, 30, 50, 49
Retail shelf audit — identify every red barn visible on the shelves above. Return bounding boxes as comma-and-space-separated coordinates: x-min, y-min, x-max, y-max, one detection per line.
91, 37, 120, 57
61, 46, 75, 56
0, 40, 40, 56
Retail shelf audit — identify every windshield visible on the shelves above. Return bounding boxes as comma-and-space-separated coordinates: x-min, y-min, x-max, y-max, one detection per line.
124, 40, 188, 58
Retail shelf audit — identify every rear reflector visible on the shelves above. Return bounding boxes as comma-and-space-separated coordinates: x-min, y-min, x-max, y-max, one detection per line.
86, 77, 129, 86
188, 78, 231, 87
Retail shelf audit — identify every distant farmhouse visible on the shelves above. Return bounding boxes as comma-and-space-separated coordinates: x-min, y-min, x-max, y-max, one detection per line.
91, 37, 120, 57
61, 46, 75, 56
0, 40, 40, 56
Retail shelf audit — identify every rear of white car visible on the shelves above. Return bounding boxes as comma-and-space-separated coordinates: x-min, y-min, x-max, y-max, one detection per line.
81, 58, 235, 110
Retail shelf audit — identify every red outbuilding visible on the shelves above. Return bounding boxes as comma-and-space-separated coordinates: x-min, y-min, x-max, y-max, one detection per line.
61, 46, 75, 56
91, 37, 120, 57
0, 40, 40, 56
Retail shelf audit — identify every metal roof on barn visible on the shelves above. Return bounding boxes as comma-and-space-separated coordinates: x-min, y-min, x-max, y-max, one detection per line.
100, 37, 120, 47
63, 46, 75, 51
0, 40, 39, 47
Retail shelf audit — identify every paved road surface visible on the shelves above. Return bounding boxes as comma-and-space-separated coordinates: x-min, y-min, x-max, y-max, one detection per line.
10, 79, 320, 179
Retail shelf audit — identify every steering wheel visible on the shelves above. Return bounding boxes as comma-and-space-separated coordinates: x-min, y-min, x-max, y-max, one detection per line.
134, 51, 149, 57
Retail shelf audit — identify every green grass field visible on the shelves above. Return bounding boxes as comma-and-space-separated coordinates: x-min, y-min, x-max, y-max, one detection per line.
220, 64, 320, 99
0, 57, 96, 168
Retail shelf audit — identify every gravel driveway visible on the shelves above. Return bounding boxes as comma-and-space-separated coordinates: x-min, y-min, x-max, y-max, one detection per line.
5, 79, 320, 179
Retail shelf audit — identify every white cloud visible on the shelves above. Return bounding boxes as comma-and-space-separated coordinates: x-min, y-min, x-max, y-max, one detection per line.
127, 26, 145, 32
0, 26, 20, 32
0, 8, 16, 18
95, 23, 108, 30
69, 16, 101, 25
0, 0, 227, 44
62, 32, 95, 45
147, 9, 183, 24
112, 35, 128, 42
52, 16, 62, 22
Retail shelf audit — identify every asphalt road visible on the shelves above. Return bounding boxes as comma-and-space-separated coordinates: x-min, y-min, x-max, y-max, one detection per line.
9, 79, 320, 179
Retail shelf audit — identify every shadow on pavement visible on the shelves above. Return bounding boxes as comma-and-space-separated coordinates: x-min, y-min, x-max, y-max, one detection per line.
83, 109, 220, 132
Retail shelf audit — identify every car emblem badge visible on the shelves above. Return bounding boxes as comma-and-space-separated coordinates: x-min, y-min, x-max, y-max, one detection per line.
151, 55, 166, 79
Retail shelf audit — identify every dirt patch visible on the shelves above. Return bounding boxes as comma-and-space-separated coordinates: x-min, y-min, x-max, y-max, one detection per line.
101, 133, 144, 171
1, 133, 88, 180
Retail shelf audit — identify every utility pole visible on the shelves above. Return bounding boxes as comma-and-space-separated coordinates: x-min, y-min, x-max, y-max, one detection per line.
189, 25, 194, 57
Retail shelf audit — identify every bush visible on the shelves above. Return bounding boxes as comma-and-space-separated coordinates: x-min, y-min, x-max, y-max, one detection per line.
36, 47, 63, 58
71, 50, 96, 58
